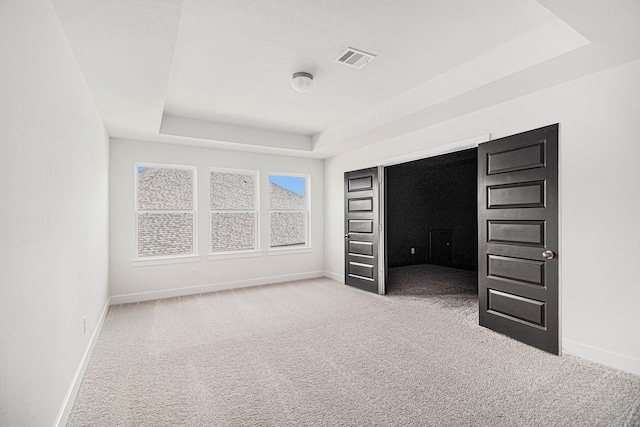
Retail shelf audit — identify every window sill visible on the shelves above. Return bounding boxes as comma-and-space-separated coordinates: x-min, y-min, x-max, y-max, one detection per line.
267, 246, 313, 256
130, 255, 201, 267
207, 251, 263, 261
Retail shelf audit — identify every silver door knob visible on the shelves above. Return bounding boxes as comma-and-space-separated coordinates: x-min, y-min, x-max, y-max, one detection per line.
542, 250, 555, 259
344, 234, 349, 239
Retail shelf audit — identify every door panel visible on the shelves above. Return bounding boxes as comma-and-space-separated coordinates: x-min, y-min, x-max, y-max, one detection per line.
478, 124, 559, 354
348, 198, 374, 212
487, 181, 545, 208
487, 255, 544, 286
345, 168, 379, 293
487, 290, 545, 327
348, 261, 375, 279
348, 241, 374, 256
486, 141, 545, 174
348, 219, 373, 233
348, 176, 374, 191
487, 220, 545, 246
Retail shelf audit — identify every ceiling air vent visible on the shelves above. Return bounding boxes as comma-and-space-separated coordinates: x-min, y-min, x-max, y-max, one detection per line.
335, 47, 376, 69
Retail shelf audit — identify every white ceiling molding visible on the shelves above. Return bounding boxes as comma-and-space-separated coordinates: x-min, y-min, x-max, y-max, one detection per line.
52, 0, 183, 140
160, 115, 313, 152
311, 19, 589, 156
377, 134, 491, 167
50, 0, 640, 159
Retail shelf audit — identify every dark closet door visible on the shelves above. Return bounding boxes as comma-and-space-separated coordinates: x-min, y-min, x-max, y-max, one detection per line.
344, 167, 379, 294
477, 124, 559, 354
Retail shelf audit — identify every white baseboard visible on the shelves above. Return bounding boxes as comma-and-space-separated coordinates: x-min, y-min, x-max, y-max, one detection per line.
110, 271, 326, 305
54, 299, 110, 427
563, 339, 640, 377
324, 270, 344, 283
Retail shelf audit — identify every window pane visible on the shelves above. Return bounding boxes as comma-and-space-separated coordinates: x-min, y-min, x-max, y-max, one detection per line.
137, 213, 194, 257
211, 212, 256, 252
137, 167, 193, 210
270, 212, 306, 247
269, 176, 306, 210
211, 171, 255, 210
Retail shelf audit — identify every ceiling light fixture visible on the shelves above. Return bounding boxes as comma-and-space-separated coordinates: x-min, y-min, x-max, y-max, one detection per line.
291, 72, 313, 92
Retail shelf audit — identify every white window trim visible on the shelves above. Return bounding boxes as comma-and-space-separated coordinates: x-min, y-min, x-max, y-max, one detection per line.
209, 167, 260, 255
267, 247, 313, 256
132, 162, 198, 266
131, 255, 202, 267
207, 251, 263, 261
268, 172, 311, 250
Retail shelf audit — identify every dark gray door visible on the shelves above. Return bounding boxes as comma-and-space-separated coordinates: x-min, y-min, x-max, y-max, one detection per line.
345, 167, 379, 293
478, 124, 559, 354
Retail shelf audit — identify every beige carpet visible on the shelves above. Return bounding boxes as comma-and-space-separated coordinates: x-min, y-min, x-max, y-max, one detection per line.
68, 277, 640, 426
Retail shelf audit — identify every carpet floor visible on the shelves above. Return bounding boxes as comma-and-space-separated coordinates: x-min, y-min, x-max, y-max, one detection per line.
68, 276, 640, 426
386, 264, 478, 323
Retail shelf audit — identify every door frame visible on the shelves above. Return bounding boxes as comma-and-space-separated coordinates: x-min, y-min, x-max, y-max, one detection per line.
378, 166, 386, 294
377, 134, 490, 294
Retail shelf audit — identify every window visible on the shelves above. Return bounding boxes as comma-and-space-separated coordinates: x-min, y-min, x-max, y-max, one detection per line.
269, 174, 309, 248
210, 169, 258, 253
135, 164, 196, 258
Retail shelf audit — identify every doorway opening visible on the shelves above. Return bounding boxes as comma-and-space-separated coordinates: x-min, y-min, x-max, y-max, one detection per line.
384, 147, 478, 309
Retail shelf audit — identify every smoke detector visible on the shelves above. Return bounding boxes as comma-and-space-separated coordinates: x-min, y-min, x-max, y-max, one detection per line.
335, 47, 376, 69
291, 72, 314, 92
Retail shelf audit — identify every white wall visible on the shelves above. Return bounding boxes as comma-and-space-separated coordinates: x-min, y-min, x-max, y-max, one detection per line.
110, 139, 324, 300
0, 1, 110, 426
325, 59, 640, 375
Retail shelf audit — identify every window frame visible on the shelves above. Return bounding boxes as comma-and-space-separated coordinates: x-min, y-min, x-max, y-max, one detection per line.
208, 167, 261, 259
132, 162, 199, 266
268, 172, 311, 254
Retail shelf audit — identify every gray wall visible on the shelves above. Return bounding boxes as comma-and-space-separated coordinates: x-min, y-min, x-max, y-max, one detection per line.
386, 151, 477, 269
0, 1, 110, 425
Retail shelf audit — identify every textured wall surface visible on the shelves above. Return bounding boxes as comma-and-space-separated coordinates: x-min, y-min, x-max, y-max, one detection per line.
137, 213, 194, 257
137, 167, 194, 257
211, 171, 255, 210
270, 182, 305, 210
270, 212, 306, 247
137, 167, 193, 210
269, 182, 306, 247
131, 160, 312, 256
210, 171, 256, 251
211, 212, 255, 252
210, 180, 306, 250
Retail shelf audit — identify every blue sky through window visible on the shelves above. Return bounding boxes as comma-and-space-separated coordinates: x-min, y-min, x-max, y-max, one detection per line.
137, 166, 147, 172
270, 175, 305, 197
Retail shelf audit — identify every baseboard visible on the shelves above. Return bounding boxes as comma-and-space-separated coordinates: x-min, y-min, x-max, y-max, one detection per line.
324, 270, 344, 283
54, 299, 111, 427
562, 339, 640, 377
110, 271, 326, 305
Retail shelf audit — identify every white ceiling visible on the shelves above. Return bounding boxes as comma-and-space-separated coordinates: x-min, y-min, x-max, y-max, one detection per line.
52, 0, 640, 158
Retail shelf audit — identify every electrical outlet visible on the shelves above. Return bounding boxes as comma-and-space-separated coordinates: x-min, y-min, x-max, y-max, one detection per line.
411, 247, 415, 254
191, 269, 198, 277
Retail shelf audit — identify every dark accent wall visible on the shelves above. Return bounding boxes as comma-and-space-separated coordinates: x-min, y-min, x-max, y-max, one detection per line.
386, 148, 477, 270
